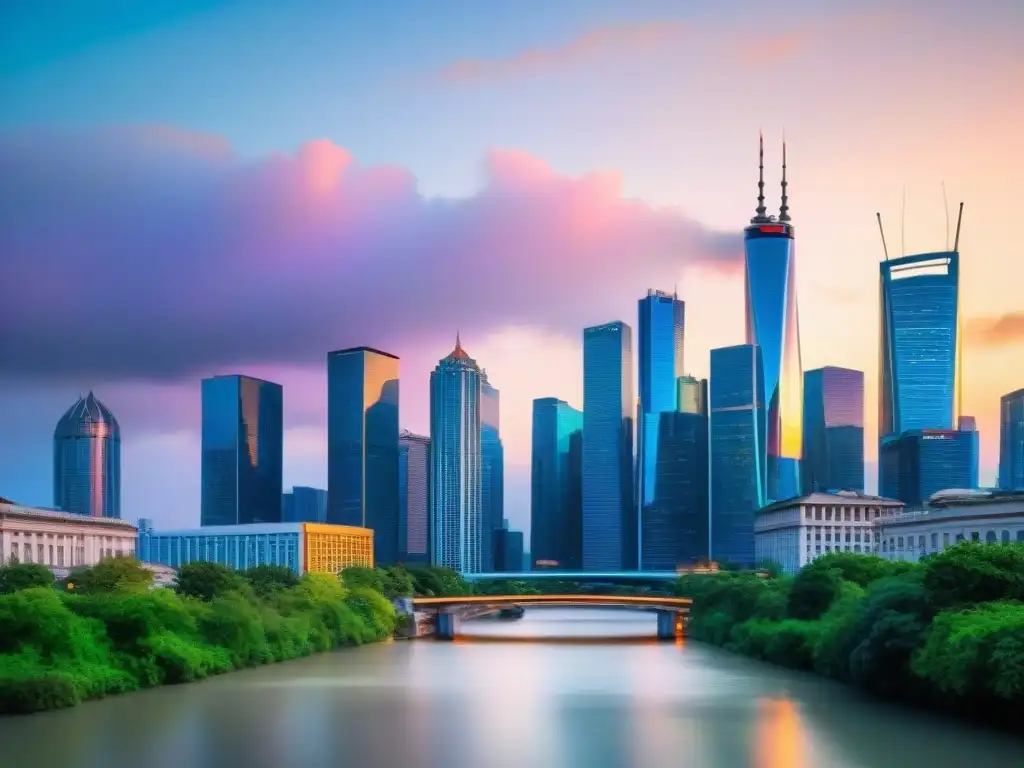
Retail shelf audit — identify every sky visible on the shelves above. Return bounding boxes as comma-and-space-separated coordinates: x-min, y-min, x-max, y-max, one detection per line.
1, 0, 1022, 542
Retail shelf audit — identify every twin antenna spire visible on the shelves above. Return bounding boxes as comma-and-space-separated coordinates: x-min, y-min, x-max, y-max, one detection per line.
752, 132, 789, 224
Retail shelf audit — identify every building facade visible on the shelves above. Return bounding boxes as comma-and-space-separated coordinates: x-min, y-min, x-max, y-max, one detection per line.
802, 367, 865, 493
399, 431, 431, 564
201, 375, 283, 527
53, 392, 121, 518
710, 344, 766, 568
879, 425, 978, 507
1000, 388, 1024, 490
530, 397, 584, 569
137, 522, 373, 576
282, 486, 328, 523
0, 501, 137, 567
493, 528, 525, 572
754, 491, 903, 575
582, 321, 636, 571
480, 372, 505, 571
743, 137, 803, 502
429, 336, 483, 573
327, 347, 400, 565
677, 375, 707, 417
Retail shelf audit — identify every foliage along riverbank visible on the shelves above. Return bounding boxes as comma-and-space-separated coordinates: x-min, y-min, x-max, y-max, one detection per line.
671, 542, 1024, 729
0, 558, 402, 715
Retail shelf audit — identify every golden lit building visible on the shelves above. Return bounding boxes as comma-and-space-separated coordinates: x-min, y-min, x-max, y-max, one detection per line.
303, 523, 373, 573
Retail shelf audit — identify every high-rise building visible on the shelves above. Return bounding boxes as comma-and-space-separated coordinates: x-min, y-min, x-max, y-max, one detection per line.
879, 423, 978, 507
53, 392, 121, 518
530, 397, 584, 569
582, 321, 636, 571
493, 528, 524, 573
999, 389, 1024, 490
327, 347, 400, 565
744, 135, 803, 502
430, 336, 483, 572
710, 344, 766, 568
282, 486, 327, 523
637, 289, 685, 561
480, 372, 504, 571
802, 367, 865, 493
399, 431, 431, 564
677, 375, 707, 416
201, 375, 283, 527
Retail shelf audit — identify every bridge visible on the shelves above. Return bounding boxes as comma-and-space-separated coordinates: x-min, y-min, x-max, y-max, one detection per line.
462, 570, 683, 584
412, 594, 692, 641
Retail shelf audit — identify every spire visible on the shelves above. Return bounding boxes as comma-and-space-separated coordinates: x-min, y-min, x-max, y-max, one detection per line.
456, 330, 461, 350
778, 137, 791, 223
755, 131, 767, 221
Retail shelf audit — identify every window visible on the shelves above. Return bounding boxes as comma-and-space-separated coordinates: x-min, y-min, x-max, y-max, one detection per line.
943, 532, 950, 548
986, 531, 997, 544
1001, 530, 1010, 544
971, 532, 980, 542
956, 533, 965, 543
918, 536, 925, 550
931, 533, 938, 550
882, 540, 888, 552
897, 537, 904, 549
1018, 530, 1024, 543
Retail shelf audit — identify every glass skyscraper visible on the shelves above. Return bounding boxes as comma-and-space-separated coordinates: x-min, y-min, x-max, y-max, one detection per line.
530, 397, 584, 570
744, 136, 802, 502
429, 336, 483, 573
282, 486, 327, 523
582, 321, 635, 571
399, 430, 431, 564
1000, 388, 1024, 490
53, 391, 121, 518
802, 367, 865, 493
880, 425, 978, 507
327, 347, 400, 565
677, 375, 707, 416
201, 375, 283, 526
480, 373, 504, 572
710, 344, 766, 568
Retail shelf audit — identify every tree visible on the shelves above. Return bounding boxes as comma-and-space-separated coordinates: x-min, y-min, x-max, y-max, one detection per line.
787, 566, 844, 620
76, 557, 153, 594
340, 567, 385, 594
242, 565, 299, 598
0, 562, 55, 594
379, 566, 414, 599
922, 541, 1024, 609
175, 561, 247, 602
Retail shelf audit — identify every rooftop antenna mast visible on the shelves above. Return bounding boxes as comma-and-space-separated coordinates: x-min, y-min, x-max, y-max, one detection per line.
778, 135, 790, 223
876, 212, 890, 261
754, 131, 767, 221
901, 185, 907, 257
942, 182, 950, 251
953, 202, 964, 252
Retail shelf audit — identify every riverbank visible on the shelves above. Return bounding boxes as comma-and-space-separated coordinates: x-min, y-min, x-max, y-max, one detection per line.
0, 559, 398, 715
671, 543, 1024, 729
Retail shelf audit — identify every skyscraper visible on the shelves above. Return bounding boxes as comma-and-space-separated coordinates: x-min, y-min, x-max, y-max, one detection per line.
879, 425, 978, 506
802, 367, 865, 493
710, 345, 766, 568
480, 372, 504, 571
430, 336, 483, 573
327, 347, 400, 565
677, 375, 707, 416
582, 321, 635, 571
399, 430, 431, 564
744, 135, 802, 502
201, 375, 283, 526
1000, 388, 1024, 490
636, 289, 685, 561
282, 486, 327, 523
53, 392, 121, 518
530, 397, 584, 569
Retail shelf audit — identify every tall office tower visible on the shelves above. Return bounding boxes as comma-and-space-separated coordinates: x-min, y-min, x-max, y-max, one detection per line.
1000, 388, 1024, 490
493, 528, 525, 573
636, 290, 685, 565
802, 367, 865, 493
201, 375, 283, 526
879, 424, 978, 506
641, 380, 709, 569
430, 336, 484, 572
282, 486, 328, 523
53, 392, 121, 518
710, 345, 766, 568
744, 135, 803, 502
327, 347, 400, 565
480, 372, 505, 571
582, 321, 636, 571
399, 430, 431, 564
530, 397, 584, 569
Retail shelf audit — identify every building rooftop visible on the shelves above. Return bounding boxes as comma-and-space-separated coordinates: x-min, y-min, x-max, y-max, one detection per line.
328, 346, 399, 360
758, 491, 904, 515
54, 391, 120, 440
0, 501, 136, 528
927, 488, 1024, 508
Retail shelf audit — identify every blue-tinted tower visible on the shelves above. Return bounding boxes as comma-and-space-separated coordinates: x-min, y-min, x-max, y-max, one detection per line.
399, 431, 431, 564
480, 373, 504, 572
744, 135, 802, 502
282, 486, 327, 523
880, 424, 978, 506
1000, 388, 1024, 490
582, 321, 635, 571
802, 367, 865, 492
710, 345, 766, 568
201, 375, 283, 526
530, 397, 584, 569
53, 392, 121, 518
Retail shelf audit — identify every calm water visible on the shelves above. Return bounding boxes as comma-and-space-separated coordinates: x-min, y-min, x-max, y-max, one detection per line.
1, 608, 1020, 768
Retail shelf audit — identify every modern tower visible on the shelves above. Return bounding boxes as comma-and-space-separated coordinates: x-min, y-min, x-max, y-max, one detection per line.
802, 367, 865, 493
879, 424, 978, 507
582, 321, 635, 571
636, 289, 685, 562
1000, 388, 1024, 490
429, 336, 484, 573
480, 372, 505, 572
744, 135, 803, 502
282, 486, 327, 523
530, 397, 584, 570
53, 392, 121, 518
399, 430, 431, 564
201, 375, 283, 526
710, 344, 766, 568
327, 347, 401, 565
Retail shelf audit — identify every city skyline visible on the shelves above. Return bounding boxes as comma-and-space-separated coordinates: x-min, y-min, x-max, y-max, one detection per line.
2, 2, 1023, 543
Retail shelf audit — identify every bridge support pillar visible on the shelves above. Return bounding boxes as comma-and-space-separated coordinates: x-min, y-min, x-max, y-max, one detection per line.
656, 610, 685, 641
435, 610, 459, 641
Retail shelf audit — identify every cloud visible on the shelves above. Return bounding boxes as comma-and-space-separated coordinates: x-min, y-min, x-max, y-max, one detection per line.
0, 126, 740, 385
966, 313, 1024, 349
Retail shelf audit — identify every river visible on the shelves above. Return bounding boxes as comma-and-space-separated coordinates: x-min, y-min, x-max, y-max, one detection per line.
1, 608, 1020, 767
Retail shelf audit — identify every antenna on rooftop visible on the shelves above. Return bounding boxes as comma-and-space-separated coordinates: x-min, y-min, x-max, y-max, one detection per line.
876, 212, 890, 261
953, 202, 964, 252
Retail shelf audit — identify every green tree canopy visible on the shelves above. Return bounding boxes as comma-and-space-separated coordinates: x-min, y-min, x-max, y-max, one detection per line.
787, 566, 844, 620
76, 557, 153, 594
0, 562, 55, 594
242, 564, 299, 598
340, 566, 385, 594
922, 541, 1024, 608
175, 561, 247, 602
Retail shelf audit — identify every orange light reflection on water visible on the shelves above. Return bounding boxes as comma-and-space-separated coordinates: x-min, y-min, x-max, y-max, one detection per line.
755, 697, 805, 768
